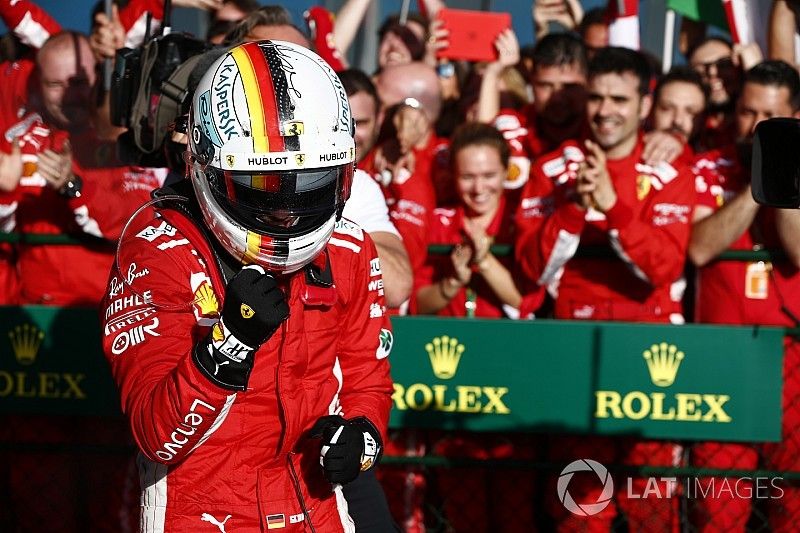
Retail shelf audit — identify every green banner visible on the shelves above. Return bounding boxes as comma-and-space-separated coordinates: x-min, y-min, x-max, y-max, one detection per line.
0, 308, 785, 441
388, 318, 784, 442
0, 305, 121, 417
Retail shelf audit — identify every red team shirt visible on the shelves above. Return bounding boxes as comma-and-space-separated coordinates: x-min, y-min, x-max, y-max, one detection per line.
516, 136, 695, 322
413, 196, 543, 318
493, 106, 592, 198
693, 146, 800, 326
359, 136, 445, 273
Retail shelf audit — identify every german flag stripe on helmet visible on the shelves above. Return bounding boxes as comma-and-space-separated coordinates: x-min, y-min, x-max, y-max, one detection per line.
231, 42, 287, 154
245, 231, 289, 262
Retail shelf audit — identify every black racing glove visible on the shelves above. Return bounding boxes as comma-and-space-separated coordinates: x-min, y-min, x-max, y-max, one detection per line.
193, 265, 290, 391
309, 415, 383, 485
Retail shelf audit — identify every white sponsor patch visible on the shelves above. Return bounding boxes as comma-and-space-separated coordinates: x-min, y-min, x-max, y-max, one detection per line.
542, 157, 566, 178
369, 302, 384, 318
216, 336, 253, 363
493, 114, 522, 131
104, 307, 157, 336
155, 398, 217, 461
137, 221, 177, 242
111, 317, 160, 355
368, 278, 384, 296
104, 290, 153, 319
125, 262, 150, 284
376, 328, 393, 359
334, 219, 364, 241
652, 203, 691, 226
369, 258, 382, 277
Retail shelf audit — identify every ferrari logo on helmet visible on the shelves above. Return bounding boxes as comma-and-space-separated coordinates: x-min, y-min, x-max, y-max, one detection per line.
287, 122, 304, 136
241, 304, 255, 319
295, 154, 306, 167
349, 147, 354, 161
226, 154, 235, 167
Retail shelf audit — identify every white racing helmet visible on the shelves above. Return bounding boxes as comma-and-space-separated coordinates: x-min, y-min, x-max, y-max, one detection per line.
188, 40, 355, 273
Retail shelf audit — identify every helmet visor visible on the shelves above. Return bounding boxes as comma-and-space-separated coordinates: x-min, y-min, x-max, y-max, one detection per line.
206, 163, 353, 236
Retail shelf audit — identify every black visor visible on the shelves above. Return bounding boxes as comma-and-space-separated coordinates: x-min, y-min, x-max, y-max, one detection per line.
206, 164, 353, 236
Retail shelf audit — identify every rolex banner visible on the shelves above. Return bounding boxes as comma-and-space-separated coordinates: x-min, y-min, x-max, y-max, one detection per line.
388, 317, 784, 442
1, 306, 120, 416
0, 308, 786, 441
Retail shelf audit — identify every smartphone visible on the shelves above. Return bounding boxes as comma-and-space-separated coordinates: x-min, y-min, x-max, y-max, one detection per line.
751, 118, 800, 208
435, 8, 511, 63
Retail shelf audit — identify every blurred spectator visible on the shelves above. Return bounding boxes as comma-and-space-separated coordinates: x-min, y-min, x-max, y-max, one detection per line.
481, 32, 588, 198
340, 68, 381, 167
532, 0, 584, 39
377, 13, 429, 70
577, 6, 608, 59
689, 60, 800, 532
414, 122, 541, 318
689, 37, 739, 112
205, 0, 261, 45
515, 47, 695, 531
225, 5, 309, 46
9, 32, 166, 305
688, 36, 762, 151
433, 59, 472, 138
332, 2, 433, 70
409, 123, 543, 533
213, 0, 257, 22
338, 68, 412, 310
649, 66, 709, 158
768, 0, 800, 69
368, 61, 446, 272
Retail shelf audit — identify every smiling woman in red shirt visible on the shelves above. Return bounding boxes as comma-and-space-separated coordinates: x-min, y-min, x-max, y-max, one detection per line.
413, 121, 543, 318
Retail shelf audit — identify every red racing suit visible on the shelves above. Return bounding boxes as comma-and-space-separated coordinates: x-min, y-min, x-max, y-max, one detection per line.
101, 203, 393, 533
690, 146, 800, 532
516, 136, 694, 532
515, 137, 695, 322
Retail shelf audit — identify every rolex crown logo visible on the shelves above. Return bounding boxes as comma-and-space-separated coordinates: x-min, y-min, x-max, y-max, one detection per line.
9, 324, 45, 365
426, 335, 465, 380
642, 342, 684, 387
193, 282, 219, 316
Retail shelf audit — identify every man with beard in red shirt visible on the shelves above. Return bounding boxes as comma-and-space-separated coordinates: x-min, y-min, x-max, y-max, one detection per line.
482, 32, 589, 197
689, 60, 800, 533
9, 32, 166, 306
649, 66, 708, 161
516, 47, 695, 532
